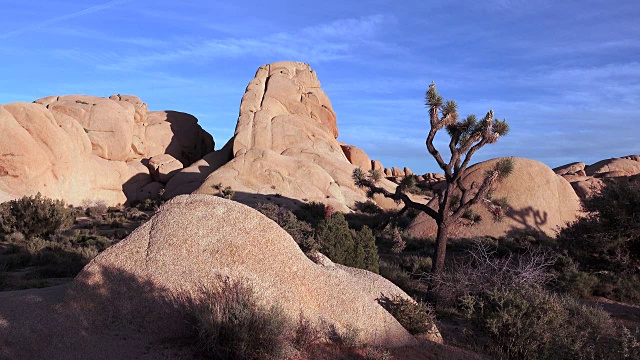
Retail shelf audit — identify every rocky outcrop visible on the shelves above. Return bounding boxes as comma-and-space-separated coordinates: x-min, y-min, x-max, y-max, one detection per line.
194, 62, 397, 211
372, 160, 384, 172
147, 154, 183, 183
0, 95, 213, 206
163, 138, 234, 199
65, 195, 420, 347
585, 157, 640, 178
406, 158, 581, 239
341, 144, 372, 171
555, 155, 640, 199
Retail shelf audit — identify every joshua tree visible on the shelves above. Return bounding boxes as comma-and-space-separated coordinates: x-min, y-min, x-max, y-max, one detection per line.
353, 82, 512, 274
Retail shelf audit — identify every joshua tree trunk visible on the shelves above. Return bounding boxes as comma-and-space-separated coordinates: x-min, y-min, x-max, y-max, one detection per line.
433, 220, 449, 274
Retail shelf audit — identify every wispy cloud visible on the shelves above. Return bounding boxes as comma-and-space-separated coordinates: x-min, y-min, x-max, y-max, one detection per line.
52, 14, 399, 70
0, 0, 133, 39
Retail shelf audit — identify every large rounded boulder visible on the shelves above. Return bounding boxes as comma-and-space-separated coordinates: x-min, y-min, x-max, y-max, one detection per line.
65, 194, 420, 348
406, 158, 581, 239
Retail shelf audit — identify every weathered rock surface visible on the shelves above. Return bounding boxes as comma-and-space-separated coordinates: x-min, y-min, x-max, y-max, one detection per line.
391, 167, 404, 177
553, 162, 585, 176
555, 155, 640, 199
0, 95, 213, 206
585, 157, 640, 178
341, 144, 372, 171
372, 160, 384, 172
406, 158, 581, 239
571, 177, 604, 199
195, 62, 397, 211
65, 195, 420, 347
163, 138, 234, 199
147, 154, 183, 183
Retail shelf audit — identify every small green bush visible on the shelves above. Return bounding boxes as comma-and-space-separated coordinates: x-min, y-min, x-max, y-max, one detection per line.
315, 213, 379, 273
461, 285, 631, 360
0, 193, 74, 239
256, 203, 315, 251
186, 277, 290, 360
379, 295, 435, 335
354, 200, 383, 214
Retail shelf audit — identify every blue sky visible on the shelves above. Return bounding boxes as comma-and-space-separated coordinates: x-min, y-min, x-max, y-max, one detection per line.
1, 0, 638, 174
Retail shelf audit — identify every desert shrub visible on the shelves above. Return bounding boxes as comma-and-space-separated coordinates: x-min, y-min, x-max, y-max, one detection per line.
327, 323, 362, 347
0, 244, 32, 270
315, 213, 379, 273
72, 233, 112, 251
132, 198, 162, 211
428, 240, 555, 306
461, 285, 633, 360
390, 228, 406, 254
32, 245, 93, 278
558, 180, 640, 272
379, 260, 411, 292
364, 346, 393, 360
123, 207, 148, 221
354, 226, 379, 273
379, 295, 435, 335
315, 213, 357, 264
400, 255, 432, 273
592, 273, 640, 304
403, 236, 435, 254
256, 203, 315, 251
186, 276, 290, 360
292, 313, 322, 352
354, 200, 382, 214
553, 258, 600, 299
85, 202, 108, 217
0, 193, 74, 239
294, 201, 328, 226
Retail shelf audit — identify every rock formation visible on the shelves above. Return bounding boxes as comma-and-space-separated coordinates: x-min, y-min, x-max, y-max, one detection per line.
554, 155, 640, 199
340, 143, 372, 171
192, 62, 397, 211
65, 195, 422, 347
406, 158, 581, 239
0, 95, 213, 205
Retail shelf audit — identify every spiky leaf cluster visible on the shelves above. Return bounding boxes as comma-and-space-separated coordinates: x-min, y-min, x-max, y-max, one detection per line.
427, 83, 508, 151
491, 157, 515, 180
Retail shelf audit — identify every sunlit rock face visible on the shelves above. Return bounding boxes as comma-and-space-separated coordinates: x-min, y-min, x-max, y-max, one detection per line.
406, 158, 582, 239
0, 95, 213, 206
195, 61, 400, 212
554, 155, 640, 199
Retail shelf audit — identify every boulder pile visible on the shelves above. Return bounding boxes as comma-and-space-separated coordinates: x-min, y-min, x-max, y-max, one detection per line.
554, 155, 640, 198
0, 95, 213, 206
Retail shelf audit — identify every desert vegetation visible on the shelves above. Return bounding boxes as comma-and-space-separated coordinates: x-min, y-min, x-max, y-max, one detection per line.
0, 193, 152, 290
354, 82, 512, 274
182, 275, 404, 359
2, 181, 639, 359
349, 179, 640, 359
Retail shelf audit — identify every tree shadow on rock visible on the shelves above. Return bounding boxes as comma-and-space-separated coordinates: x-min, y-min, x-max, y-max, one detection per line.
505, 206, 549, 235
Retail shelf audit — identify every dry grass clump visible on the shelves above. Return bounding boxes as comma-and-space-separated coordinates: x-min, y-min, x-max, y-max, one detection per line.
185, 276, 289, 360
